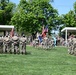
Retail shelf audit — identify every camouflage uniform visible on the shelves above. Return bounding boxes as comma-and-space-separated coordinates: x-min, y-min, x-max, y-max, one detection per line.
3, 36, 11, 53
0, 37, 3, 53
12, 35, 19, 54
32, 38, 39, 48
43, 37, 48, 49
71, 38, 76, 55
19, 36, 26, 54
67, 38, 76, 55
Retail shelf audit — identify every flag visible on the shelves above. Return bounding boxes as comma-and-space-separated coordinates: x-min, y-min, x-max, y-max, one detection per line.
41, 25, 48, 38
44, 25, 48, 33
10, 28, 14, 37
42, 25, 45, 35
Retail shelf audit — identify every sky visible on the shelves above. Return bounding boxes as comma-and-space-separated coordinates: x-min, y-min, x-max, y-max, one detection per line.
51, 0, 76, 15
10, 0, 76, 15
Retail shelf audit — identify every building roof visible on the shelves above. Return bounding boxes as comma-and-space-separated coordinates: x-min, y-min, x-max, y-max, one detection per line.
0, 25, 14, 31
61, 27, 76, 32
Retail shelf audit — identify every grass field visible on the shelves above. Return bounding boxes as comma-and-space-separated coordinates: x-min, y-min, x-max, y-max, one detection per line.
0, 46, 76, 75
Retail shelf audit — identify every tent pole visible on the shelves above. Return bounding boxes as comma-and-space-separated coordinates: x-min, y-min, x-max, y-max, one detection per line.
65, 29, 67, 45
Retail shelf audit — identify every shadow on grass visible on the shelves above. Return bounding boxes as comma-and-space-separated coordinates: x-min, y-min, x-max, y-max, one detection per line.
0, 51, 32, 56
36, 46, 57, 51
25, 51, 31, 55
0, 54, 8, 57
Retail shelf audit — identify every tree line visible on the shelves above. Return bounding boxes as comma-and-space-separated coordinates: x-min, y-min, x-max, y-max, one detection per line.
0, 0, 76, 35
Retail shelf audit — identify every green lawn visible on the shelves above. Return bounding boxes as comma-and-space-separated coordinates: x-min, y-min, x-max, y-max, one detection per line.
0, 46, 76, 75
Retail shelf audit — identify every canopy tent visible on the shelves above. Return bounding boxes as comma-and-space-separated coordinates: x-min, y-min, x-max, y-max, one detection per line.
0, 25, 14, 36
0, 25, 14, 31
61, 27, 76, 44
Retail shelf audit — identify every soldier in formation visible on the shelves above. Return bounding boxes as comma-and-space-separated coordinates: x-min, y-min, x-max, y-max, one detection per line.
67, 35, 76, 56
0, 32, 27, 54
3, 34, 11, 53
0, 37, 3, 53
19, 34, 27, 54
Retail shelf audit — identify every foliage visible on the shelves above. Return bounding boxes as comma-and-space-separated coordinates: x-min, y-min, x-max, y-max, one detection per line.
0, 0, 16, 25
74, 2, 76, 13
62, 10, 75, 27
0, 0, 9, 10
11, 0, 58, 34
0, 10, 4, 24
60, 1, 76, 31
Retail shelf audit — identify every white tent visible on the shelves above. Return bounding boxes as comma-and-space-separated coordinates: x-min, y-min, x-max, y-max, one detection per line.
0, 25, 14, 31
0, 25, 14, 36
61, 27, 76, 44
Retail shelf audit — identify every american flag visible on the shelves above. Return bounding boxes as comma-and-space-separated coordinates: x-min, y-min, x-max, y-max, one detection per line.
10, 28, 14, 37
41, 25, 48, 38
44, 25, 48, 33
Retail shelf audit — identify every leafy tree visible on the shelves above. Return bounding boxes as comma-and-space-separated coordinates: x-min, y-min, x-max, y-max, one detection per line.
62, 10, 75, 27
74, 2, 76, 13
59, 2, 76, 33
11, 0, 58, 34
0, 0, 15, 25
0, 0, 9, 10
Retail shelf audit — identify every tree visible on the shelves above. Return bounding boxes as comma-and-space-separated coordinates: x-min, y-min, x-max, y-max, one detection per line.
74, 2, 76, 13
0, 10, 4, 24
0, 0, 15, 25
62, 10, 75, 27
11, 0, 58, 34
0, 0, 9, 10
60, 2, 76, 30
